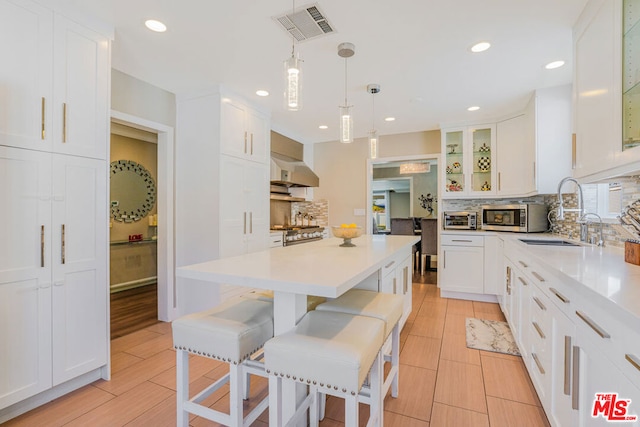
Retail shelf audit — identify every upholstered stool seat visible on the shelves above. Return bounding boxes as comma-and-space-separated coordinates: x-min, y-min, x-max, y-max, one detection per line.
264, 310, 386, 427
172, 297, 274, 427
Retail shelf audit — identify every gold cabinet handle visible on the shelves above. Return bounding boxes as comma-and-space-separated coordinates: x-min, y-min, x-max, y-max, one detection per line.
576, 310, 610, 339
531, 271, 546, 282
61, 224, 66, 264
244, 131, 248, 154
572, 133, 577, 169
518, 276, 528, 286
625, 354, 640, 372
243, 212, 247, 234
62, 103, 67, 143
403, 266, 408, 294
392, 277, 397, 294
385, 260, 395, 269
250, 133, 254, 154
41, 225, 45, 267
249, 212, 253, 234
564, 336, 572, 395
572, 346, 580, 410
532, 353, 545, 375
550, 287, 570, 304
533, 296, 546, 311
41, 97, 46, 139
532, 321, 545, 339
518, 260, 528, 268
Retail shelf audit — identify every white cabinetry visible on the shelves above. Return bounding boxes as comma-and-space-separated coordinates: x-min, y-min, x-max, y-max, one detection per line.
439, 234, 484, 294
0, 0, 109, 160
442, 125, 496, 198
496, 114, 534, 196
220, 99, 268, 164
380, 253, 412, 328
0, 147, 107, 409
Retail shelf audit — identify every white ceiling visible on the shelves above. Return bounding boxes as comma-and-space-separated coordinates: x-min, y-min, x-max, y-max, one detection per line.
57, 0, 588, 144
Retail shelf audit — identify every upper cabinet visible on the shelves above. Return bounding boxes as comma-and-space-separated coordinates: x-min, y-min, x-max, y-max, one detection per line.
220, 98, 269, 164
0, 0, 109, 160
442, 124, 496, 198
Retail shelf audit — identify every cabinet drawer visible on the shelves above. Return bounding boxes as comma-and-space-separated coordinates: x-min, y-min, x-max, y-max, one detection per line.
441, 234, 483, 247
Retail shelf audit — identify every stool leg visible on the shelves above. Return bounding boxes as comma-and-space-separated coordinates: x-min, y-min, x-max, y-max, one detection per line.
368, 351, 383, 427
176, 350, 189, 427
391, 322, 400, 398
243, 366, 251, 400
344, 393, 359, 427
229, 363, 243, 427
269, 375, 282, 427
309, 386, 319, 427
319, 393, 326, 420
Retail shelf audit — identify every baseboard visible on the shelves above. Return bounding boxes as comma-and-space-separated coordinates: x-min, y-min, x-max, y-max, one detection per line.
0, 368, 103, 424
439, 290, 498, 303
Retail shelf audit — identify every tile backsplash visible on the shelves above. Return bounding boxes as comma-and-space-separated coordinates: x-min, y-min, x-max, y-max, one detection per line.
442, 177, 640, 248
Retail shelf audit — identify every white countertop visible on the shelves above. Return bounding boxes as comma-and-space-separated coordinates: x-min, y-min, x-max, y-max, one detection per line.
177, 235, 419, 298
443, 230, 640, 328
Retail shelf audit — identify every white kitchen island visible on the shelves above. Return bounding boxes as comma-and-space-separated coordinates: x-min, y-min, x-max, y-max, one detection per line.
176, 234, 419, 425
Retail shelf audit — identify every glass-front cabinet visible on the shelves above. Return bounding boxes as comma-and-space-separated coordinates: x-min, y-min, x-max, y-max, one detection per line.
442, 124, 496, 198
624, 0, 640, 150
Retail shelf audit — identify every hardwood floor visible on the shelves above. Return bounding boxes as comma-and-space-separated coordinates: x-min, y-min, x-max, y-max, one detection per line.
6, 278, 550, 426
110, 284, 158, 340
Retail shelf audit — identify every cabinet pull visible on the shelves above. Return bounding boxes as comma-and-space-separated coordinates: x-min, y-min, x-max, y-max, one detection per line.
531, 271, 545, 282
243, 212, 247, 234
62, 102, 67, 143
625, 354, 640, 372
40, 225, 45, 267
506, 265, 511, 295
564, 336, 572, 395
452, 239, 472, 242
532, 321, 545, 339
576, 310, 610, 339
498, 172, 501, 191
403, 266, 408, 294
41, 97, 46, 139
518, 260, 528, 268
61, 224, 65, 264
244, 131, 248, 153
392, 277, 397, 294
532, 353, 545, 375
518, 277, 528, 286
249, 212, 253, 233
533, 296, 546, 311
250, 133, 254, 154
533, 161, 536, 183
385, 260, 395, 269
572, 133, 577, 169
550, 287, 569, 304
572, 346, 580, 410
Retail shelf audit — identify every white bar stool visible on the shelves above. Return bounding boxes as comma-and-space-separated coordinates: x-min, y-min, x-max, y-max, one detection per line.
315, 289, 404, 400
264, 310, 386, 427
171, 297, 274, 427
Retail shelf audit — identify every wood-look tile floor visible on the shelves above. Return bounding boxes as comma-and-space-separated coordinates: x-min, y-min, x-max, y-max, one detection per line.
5, 276, 550, 426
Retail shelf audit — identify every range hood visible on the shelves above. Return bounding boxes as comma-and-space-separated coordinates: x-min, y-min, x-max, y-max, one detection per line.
270, 131, 319, 188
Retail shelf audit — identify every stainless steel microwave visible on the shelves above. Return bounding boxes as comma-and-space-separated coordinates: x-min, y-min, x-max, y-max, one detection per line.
443, 211, 477, 230
481, 204, 548, 232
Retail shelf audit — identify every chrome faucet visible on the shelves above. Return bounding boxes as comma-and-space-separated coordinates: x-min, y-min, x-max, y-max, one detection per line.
579, 212, 605, 247
556, 177, 584, 220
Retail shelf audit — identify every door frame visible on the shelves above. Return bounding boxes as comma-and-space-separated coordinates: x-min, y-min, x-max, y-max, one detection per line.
366, 154, 441, 234
110, 110, 176, 321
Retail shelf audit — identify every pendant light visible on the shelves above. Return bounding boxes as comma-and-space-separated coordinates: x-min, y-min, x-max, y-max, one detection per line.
284, 0, 302, 111
367, 84, 380, 159
338, 42, 355, 143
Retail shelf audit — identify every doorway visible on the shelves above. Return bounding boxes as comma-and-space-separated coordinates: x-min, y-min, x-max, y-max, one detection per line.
109, 110, 176, 332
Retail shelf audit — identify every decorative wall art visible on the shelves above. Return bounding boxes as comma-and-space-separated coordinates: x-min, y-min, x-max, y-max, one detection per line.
110, 160, 156, 222
418, 193, 436, 215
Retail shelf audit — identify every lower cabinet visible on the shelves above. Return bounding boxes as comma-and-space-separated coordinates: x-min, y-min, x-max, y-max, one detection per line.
0, 147, 107, 410
440, 234, 484, 294
381, 253, 412, 328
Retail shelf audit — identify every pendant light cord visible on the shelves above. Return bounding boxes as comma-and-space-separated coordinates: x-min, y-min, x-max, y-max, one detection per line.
344, 58, 348, 106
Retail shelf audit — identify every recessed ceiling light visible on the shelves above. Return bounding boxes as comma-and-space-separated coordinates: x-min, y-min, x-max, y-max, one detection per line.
545, 60, 565, 70
384, 117, 396, 122
319, 125, 328, 129
145, 19, 167, 32
256, 90, 269, 97
467, 106, 480, 111
470, 42, 491, 53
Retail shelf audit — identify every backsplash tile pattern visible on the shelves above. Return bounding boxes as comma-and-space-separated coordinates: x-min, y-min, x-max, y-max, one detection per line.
291, 199, 329, 227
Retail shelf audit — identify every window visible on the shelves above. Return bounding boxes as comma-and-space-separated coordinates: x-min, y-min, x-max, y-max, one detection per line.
582, 182, 622, 220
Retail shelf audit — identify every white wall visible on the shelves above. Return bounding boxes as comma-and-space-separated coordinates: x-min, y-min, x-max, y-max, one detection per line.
111, 70, 176, 127
313, 131, 441, 226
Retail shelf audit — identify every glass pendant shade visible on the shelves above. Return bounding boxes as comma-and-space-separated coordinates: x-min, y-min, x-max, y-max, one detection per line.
284, 54, 302, 111
369, 130, 379, 159
339, 105, 353, 143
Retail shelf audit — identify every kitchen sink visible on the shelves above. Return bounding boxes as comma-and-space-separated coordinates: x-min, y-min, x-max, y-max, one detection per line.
518, 239, 580, 247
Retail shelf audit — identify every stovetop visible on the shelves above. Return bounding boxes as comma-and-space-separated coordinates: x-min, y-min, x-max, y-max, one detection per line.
271, 225, 323, 231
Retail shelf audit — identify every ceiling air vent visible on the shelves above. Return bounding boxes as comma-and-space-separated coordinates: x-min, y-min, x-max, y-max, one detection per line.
274, 3, 335, 42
